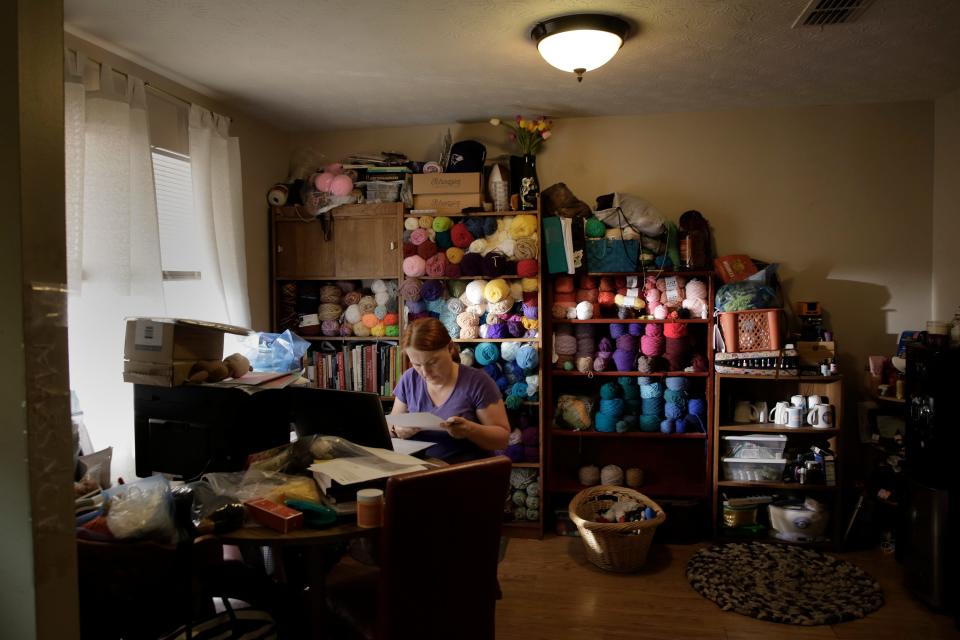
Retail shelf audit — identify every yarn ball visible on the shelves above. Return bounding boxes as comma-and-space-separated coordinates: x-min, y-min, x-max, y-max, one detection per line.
434, 230, 453, 250
514, 237, 538, 260
404, 216, 420, 231
463, 218, 485, 239
460, 348, 475, 367
578, 465, 600, 486
637, 355, 654, 373
487, 323, 509, 339
484, 278, 511, 303
639, 414, 661, 432
500, 342, 520, 362
664, 323, 687, 339
641, 396, 665, 416
447, 279, 467, 299
626, 468, 644, 487
344, 304, 362, 325
468, 238, 487, 255
416, 239, 438, 260
512, 382, 529, 398
446, 247, 465, 264
595, 413, 617, 432
431, 216, 453, 232
645, 323, 663, 337
639, 382, 663, 399
450, 223, 474, 248
628, 322, 643, 336
456, 311, 479, 328
575, 301, 593, 320
521, 277, 538, 293
464, 280, 487, 305
425, 253, 448, 277
482, 252, 512, 278
505, 444, 525, 463
420, 279, 445, 302
482, 217, 498, 237
383, 313, 399, 326
660, 419, 675, 434
516, 259, 538, 278
665, 376, 688, 391
599, 382, 620, 399
459, 252, 484, 276
516, 345, 539, 371
609, 323, 627, 339
474, 342, 500, 366
339, 324, 354, 337
509, 214, 538, 238
584, 217, 607, 238
688, 398, 708, 418
600, 464, 624, 486
330, 174, 353, 196
402, 242, 417, 258
505, 395, 524, 410
402, 255, 426, 277
410, 228, 428, 246
599, 398, 625, 417
353, 322, 371, 337
664, 403, 684, 420
616, 335, 638, 353
405, 299, 426, 313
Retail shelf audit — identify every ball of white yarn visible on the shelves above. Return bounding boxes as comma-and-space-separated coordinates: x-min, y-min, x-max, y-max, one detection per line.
600, 464, 624, 486
344, 304, 362, 324
469, 238, 488, 254
374, 291, 390, 306
465, 280, 487, 305
525, 374, 539, 395
460, 348, 475, 366
578, 464, 600, 486
371, 279, 387, 293
500, 342, 520, 361
404, 217, 419, 231
653, 305, 668, 320
510, 282, 524, 301
576, 301, 594, 320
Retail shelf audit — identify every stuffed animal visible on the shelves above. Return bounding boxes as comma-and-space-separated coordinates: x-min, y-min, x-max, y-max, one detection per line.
188, 353, 251, 384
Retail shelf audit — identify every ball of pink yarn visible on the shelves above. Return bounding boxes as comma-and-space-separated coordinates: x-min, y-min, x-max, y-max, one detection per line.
403, 255, 426, 277
324, 163, 344, 175
645, 323, 663, 337
330, 174, 353, 196
314, 172, 334, 192
410, 228, 428, 246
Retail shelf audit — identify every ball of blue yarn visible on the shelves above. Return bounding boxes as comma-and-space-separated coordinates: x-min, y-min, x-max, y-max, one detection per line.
639, 414, 661, 432
595, 413, 618, 432
511, 382, 528, 397
621, 414, 638, 431
636, 376, 653, 386
507, 361, 525, 381
664, 389, 688, 411
464, 218, 485, 239
665, 403, 685, 420
640, 382, 663, 399
665, 376, 688, 391
621, 386, 641, 401
475, 342, 500, 365
641, 396, 664, 416
599, 382, 620, 399
660, 419, 674, 434
516, 345, 539, 371
682, 413, 704, 433
495, 376, 510, 393
441, 314, 460, 339
617, 376, 637, 388
616, 420, 628, 433
625, 398, 642, 414
427, 298, 446, 314
688, 398, 707, 418
599, 398, 625, 417
482, 217, 498, 236
482, 363, 502, 378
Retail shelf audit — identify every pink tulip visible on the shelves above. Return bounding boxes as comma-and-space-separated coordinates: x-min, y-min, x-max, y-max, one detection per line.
541, 131, 552, 140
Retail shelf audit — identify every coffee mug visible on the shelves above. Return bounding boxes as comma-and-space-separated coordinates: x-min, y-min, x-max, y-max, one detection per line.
734, 400, 759, 424
807, 404, 834, 429
807, 395, 823, 409
754, 401, 769, 424
770, 401, 790, 425
786, 406, 803, 428
790, 395, 807, 411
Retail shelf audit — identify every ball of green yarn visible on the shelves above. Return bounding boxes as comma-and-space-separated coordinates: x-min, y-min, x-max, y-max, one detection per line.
599, 382, 620, 399
505, 394, 524, 410
585, 217, 606, 238
384, 325, 399, 337
563, 360, 574, 371
447, 279, 467, 298
432, 215, 453, 232
512, 490, 527, 506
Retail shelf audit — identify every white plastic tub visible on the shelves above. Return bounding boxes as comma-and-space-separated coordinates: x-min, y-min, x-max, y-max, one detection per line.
722, 457, 787, 482
722, 434, 788, 460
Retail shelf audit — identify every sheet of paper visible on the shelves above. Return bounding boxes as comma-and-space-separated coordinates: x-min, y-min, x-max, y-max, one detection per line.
390, 438, 434, 456
309, 457, 427, 490
385, 412, 448, 431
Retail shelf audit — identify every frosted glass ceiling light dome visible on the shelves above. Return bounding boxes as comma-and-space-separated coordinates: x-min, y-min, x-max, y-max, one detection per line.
531, 14, 630, 82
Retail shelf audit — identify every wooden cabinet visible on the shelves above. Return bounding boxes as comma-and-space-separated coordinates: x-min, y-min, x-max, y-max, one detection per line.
712, 374, 844, 548
272, 203, 402, 280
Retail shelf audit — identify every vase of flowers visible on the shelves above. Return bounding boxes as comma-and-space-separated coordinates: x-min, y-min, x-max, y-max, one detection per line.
490, 115, 552, 211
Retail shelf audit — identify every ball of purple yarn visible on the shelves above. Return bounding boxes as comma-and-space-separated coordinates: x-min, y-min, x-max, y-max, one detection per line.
459, 252, 484, 276
593, 354, 612, 371
523, 303, 538, 319
406, 299, 426, 313
321, 320, 339, 336
613, 349, 635, 371
487, 323, 509, 339
521, 426, 539, 446
505, 443, 525, 462
507, 319, 524, 337
616, 335, 638, 353
524, 446, 540, 463
420, 279, 445, 301
628, 322, 643, 336
598, 337, 614, 352
610, 323, 627, 339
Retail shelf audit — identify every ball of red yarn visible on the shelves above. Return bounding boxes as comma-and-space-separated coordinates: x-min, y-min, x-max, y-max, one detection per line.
555, 276, 575, 293
664, 323, 687, 339
517, 259, 538, 278
579, 275, 597, 290
599, 277, 616, 292
598, 291, 616, 306
403, 243, 417, 257
417, 240, 438, 259
450, 223, 474, 249
444, 262, 462, 278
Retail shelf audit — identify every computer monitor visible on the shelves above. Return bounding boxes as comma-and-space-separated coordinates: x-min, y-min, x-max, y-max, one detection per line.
281, 387, 394, 451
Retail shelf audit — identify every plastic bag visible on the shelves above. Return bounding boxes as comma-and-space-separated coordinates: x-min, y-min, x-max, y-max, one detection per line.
203, 469, 321, 505
186, 481, 246, 534
245, 434, 342, 474
105, 474, 175, 541
715, 264, 781, 312
594, 193, 666, 237
239, 329, 310, 372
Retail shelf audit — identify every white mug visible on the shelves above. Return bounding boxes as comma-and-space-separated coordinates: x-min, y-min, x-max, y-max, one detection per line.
754, 401, 769, 424
790, 395, 807, 411
770, 401, 790, 425
734, 400, 759, 424
787, 406, 803, 428
807, 395, 823, 409
807, 404, 835, 429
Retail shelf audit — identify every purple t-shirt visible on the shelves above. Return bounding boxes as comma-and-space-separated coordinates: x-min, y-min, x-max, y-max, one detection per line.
393, 365, 502, 461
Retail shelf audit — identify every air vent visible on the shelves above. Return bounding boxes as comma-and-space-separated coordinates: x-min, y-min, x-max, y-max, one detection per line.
792, 0, 875, 27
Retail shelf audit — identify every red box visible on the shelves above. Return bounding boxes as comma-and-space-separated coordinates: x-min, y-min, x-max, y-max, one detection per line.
244, 498, 304, 533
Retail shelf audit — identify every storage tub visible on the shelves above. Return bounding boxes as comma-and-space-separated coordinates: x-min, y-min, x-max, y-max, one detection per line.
722, 434, 787, 460
722, 457, 787, 482
719, 308, 782, 353
768, 500, 830, 542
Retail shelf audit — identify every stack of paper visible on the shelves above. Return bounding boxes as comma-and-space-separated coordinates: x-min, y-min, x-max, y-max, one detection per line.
309, 445, 433, 493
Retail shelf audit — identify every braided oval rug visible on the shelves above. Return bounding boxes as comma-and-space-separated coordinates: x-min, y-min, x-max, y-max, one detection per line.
686, 542, 884, 625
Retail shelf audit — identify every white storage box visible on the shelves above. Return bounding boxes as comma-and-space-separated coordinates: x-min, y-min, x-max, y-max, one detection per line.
722, 434, 787, 459
722, 457, 787, 482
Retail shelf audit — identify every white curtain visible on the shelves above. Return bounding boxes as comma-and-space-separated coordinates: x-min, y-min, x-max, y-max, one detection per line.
189, 105, 250, 328
65, 50, 165, 481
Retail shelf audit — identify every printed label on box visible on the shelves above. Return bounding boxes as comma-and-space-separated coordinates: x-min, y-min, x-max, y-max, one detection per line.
135, 319, 163, 351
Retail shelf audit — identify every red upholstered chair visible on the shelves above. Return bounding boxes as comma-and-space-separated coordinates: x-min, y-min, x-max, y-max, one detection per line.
326, 455, 512, 640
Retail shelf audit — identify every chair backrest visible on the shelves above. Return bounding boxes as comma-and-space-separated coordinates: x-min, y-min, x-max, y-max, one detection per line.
376, 455, 511, 640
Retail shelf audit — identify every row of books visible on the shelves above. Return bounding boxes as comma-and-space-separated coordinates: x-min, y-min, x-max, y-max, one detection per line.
309, 341, 401, 397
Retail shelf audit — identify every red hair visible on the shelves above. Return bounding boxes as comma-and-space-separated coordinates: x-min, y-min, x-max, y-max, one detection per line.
401, 318, 459, 361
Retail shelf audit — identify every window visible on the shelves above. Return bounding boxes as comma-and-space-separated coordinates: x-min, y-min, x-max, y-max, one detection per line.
152, 147, 202, 279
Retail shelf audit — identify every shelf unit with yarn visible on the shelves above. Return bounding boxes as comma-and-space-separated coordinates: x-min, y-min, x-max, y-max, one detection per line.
543, 269, 716, 539
269, 203, 405, 399
712, 373, 844, 548
399, 208, 545, 538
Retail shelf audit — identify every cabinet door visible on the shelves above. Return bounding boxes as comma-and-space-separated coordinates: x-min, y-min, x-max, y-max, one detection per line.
275, 219, 335, 278
333, 214, 400, 278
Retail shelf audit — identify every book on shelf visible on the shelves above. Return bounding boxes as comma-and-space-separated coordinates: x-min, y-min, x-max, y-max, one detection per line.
310, 343, 398, 397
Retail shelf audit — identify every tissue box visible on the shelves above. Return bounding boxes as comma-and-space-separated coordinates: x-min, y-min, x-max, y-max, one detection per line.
244, 498, 303, 533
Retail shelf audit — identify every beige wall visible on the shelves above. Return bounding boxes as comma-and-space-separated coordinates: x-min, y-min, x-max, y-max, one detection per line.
295, 102, 935, 382
64, 33, 290, 331
933, 88, 960, 321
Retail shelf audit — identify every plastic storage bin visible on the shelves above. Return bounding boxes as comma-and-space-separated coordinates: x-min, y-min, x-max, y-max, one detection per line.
722, 434, 787, 459
719, 309, 782, 352
722, 457, 787, 482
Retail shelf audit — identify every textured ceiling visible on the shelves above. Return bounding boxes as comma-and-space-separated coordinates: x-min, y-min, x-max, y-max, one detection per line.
65, 0, 960, 132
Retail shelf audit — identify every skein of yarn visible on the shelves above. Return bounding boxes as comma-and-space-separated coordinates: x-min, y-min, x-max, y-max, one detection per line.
600, 464, 624, 486
578, 465, 600, 486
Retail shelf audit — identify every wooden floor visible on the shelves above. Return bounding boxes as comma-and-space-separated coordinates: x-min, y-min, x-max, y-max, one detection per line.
495, 536, 959, 640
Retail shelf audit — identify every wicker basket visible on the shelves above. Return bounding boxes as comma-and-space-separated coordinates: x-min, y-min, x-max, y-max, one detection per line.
718, 308, 782, 353
568, 486, 666, 573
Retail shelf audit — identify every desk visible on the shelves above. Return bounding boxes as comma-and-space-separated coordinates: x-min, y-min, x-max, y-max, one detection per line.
220, 522, 379, 638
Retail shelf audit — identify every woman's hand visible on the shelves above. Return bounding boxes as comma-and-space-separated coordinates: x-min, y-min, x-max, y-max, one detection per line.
443, 416, 474, 440
391, 427, 420, 439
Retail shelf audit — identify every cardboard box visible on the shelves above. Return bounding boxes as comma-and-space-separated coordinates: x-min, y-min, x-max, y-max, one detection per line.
244, 498, 304, 533
122, 360, 195, 387
123, 318, 249, 365
797, 341, 836, 367
412, 172, 481, 195
412, 193, 482, 214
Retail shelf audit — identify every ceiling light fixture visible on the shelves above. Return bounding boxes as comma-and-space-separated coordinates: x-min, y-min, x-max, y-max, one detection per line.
531, 14, 630, 83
